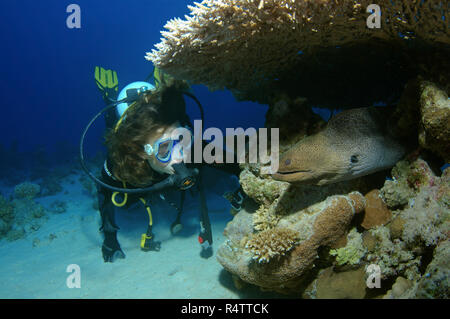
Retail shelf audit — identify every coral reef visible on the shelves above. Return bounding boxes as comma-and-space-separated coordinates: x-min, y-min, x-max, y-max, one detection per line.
217, 191, 365, 294
14, 182, 41, 200
361, 189, 392, 230
364, 226, 421, 281
390, 78, 450, 162
147, 0, 449, 104
305, 266, 367, 299
382, 276, 416, 299
382, 239, 450, 299
49, 200, 68, 214
330, 228, 367, 267
239, 166, 289, 207
219, 156, 449, 296
245, 227, 300, 263
147, 0, 449, 299
333, 158, 449, 291
417, 81, 450, 162
238, 164, 375, 233
0, 182, 50, 241
381, 159, 449, 247
0, 195, 14, 236
415, 239, 450, 299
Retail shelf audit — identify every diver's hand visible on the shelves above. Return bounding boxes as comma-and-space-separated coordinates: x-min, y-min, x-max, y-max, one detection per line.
102, 231, 125, 263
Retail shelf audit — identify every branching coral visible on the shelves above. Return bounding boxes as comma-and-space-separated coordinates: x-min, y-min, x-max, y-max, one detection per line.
252, 203, 281, 231
147, 0, 449, 101
245, 227, 300, 263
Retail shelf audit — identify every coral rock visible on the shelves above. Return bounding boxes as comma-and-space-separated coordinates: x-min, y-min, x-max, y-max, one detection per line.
245, 227, 300, 263
217, 191, 366, 294
362, 231, 377, 252
415, 239, 450, 299
418, 81, 450, 162
330, 228, 367, 267
361, 189, 392, 229
388, 216, 406, 240
315, 267, 367, 299
380, 159, 434, 208
13, 182, 41, 200
383, 276, 415, 299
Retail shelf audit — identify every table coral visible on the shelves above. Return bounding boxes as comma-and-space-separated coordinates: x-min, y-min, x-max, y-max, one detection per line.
147, 0, 449, 104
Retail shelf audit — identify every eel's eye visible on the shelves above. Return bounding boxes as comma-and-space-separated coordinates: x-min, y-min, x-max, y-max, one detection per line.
285, 159, 291, 166
350, 155, 359, 164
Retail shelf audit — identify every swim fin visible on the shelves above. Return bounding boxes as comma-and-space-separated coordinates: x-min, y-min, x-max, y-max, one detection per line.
94, 66, 119, 101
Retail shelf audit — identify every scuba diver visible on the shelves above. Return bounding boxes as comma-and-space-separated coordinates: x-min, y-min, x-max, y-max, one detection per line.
81, 66, 245, 262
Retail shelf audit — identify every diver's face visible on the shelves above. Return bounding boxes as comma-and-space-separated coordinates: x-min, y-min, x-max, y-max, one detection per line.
146, 123, 183, 175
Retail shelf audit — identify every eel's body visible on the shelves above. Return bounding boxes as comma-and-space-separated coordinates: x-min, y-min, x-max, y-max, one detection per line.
272, 107, 405, 185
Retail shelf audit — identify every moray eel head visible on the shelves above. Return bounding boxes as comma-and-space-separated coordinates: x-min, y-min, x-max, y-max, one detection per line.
272, 107, 406, 185
272, 134, 370, 185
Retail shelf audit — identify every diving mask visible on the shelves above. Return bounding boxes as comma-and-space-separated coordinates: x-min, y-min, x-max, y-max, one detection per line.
144, 127, 193, 163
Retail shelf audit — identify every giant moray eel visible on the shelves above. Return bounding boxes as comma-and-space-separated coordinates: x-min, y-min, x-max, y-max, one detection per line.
272, 107, 406, 185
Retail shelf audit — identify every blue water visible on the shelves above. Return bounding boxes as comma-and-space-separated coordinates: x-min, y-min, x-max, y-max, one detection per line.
0, 0, 266, 154
0, 1, 271, 299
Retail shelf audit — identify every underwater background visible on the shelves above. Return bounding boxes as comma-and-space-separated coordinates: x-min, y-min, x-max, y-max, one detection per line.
0, 0, 448, 299
0, 0, 273, 298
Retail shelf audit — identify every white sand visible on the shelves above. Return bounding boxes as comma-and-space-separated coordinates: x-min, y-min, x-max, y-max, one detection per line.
0, 168, 278, 299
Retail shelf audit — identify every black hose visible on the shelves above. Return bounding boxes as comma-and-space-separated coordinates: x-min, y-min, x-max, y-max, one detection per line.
183, 91, 205, 124
79, 102, 181, 194
79, 90, 204, 194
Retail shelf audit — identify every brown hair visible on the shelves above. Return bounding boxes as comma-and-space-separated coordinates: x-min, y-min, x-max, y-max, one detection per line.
105, 80, 189, 186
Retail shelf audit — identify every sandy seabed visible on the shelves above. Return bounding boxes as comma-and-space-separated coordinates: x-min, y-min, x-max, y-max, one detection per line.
0, 169, 280, 299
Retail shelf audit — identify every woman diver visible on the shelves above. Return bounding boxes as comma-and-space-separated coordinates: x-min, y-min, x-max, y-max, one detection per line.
81, 67, 245, 262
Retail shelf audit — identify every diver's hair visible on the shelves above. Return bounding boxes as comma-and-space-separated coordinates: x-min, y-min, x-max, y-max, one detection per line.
105, 79, 190, 186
